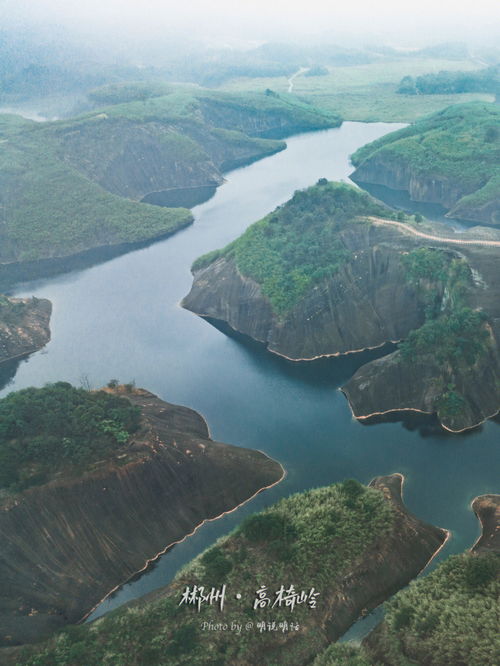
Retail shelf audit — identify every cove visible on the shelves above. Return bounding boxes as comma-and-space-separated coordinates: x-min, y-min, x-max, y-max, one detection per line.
1, 122, 498, 630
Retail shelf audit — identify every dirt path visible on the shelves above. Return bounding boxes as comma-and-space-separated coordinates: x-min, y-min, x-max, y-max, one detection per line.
287, 67, 309, 93
368, 217, 500, 248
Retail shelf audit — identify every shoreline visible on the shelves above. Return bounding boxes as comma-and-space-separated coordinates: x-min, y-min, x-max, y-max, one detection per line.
81, 457, 286, 624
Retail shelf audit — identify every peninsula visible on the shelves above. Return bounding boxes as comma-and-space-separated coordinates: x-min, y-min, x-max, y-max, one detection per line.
0, 383, 283, 646
0, 295, 51, 365
316, 494, 499, 666
183, 181, 500, 431
350, 102, 500, 226
0, 85, 339, 274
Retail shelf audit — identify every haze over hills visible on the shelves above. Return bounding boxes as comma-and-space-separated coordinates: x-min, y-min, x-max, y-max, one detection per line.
0, 3, 498, 664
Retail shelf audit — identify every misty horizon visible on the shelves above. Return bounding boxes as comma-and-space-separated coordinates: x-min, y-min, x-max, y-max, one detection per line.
1, 0, 500, 60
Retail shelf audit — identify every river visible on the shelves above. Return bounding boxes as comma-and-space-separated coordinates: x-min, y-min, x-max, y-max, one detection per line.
1, 121, 498, 632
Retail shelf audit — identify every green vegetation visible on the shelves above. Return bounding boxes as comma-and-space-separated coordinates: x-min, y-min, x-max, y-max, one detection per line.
16, 479, 395, 665
399, 248, 491, 422
401, 308, 489, 368
82, 85, 338, 130
0, 383, 141, 492
304, 66, 329, 77
0, 295, 33, 327
398, 65, 500, 95
351, 102, 500, 223
313, 643, 374, 665
222, 58, 493, 122
0, 86, 339, 265
313, 552, 499, 666
0, 113, 192, 263
370, 552, 499, 666
193, 182, 392, 315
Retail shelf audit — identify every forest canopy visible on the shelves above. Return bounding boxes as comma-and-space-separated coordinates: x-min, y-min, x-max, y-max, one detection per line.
193, 182, 392, 315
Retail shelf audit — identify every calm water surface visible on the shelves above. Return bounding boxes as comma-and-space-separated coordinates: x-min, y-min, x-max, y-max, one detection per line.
2, 122, 498, 627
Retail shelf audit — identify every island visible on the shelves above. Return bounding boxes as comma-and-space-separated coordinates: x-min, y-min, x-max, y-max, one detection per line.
10, 474, 448, 665
350, 102, 500, 226
0, 85, 339, 277
0, 383, 284, 647
0, 295, 51, 364
183, 181, 500, 432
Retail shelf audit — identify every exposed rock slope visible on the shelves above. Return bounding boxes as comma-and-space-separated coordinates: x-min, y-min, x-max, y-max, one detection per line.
0, 87, 339, 267
350, 102, 500, 225
0, 296, 51, 364
0, 388, 283, 646
10, 474, 448, 665
183, 183, 500, 431
315, 494, 499, 666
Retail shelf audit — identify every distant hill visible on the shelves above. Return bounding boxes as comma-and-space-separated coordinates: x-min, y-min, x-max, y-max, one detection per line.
0, 86, 339, 269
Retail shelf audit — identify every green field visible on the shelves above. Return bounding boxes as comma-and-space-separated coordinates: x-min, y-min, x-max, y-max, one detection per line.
221, 58, 494, 122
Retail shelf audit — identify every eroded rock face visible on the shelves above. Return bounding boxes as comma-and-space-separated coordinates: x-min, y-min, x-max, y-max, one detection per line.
321, 474, 448, 644
182, 224, 426, 360
351, 154, 468, 212
342, 242, 500, 432
0, 474, 450, 665
0, 389, 283, 647
0, 297, 51, 365
58, 118, 283, 202
351, 153, 500, 227
183, 222, 500, 431
360, 493, 499, 666
471, 495, 500, 553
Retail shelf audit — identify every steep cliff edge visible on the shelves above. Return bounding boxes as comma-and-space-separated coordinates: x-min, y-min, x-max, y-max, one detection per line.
0, 387, 283, 647
11, 474, 448, 666
342, 240, 500, 432
0, 296, 51, 364
350, 102, 500, 225
471, 494, 500, 554
183, 182, 500, 431
183, 226, 424, 360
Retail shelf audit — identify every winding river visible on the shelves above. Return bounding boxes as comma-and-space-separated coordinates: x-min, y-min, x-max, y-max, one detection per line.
1, 122, 498, 632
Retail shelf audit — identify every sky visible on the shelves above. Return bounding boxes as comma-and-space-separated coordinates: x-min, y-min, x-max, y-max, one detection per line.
2, 0, 500, 48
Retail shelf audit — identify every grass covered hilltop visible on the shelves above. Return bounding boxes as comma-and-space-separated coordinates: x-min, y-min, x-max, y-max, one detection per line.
351, 102, 500, 225
184, 181, 500, 431
0, 84, 339, 266
11, 474, 447, 665
191, 182, 393, 315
